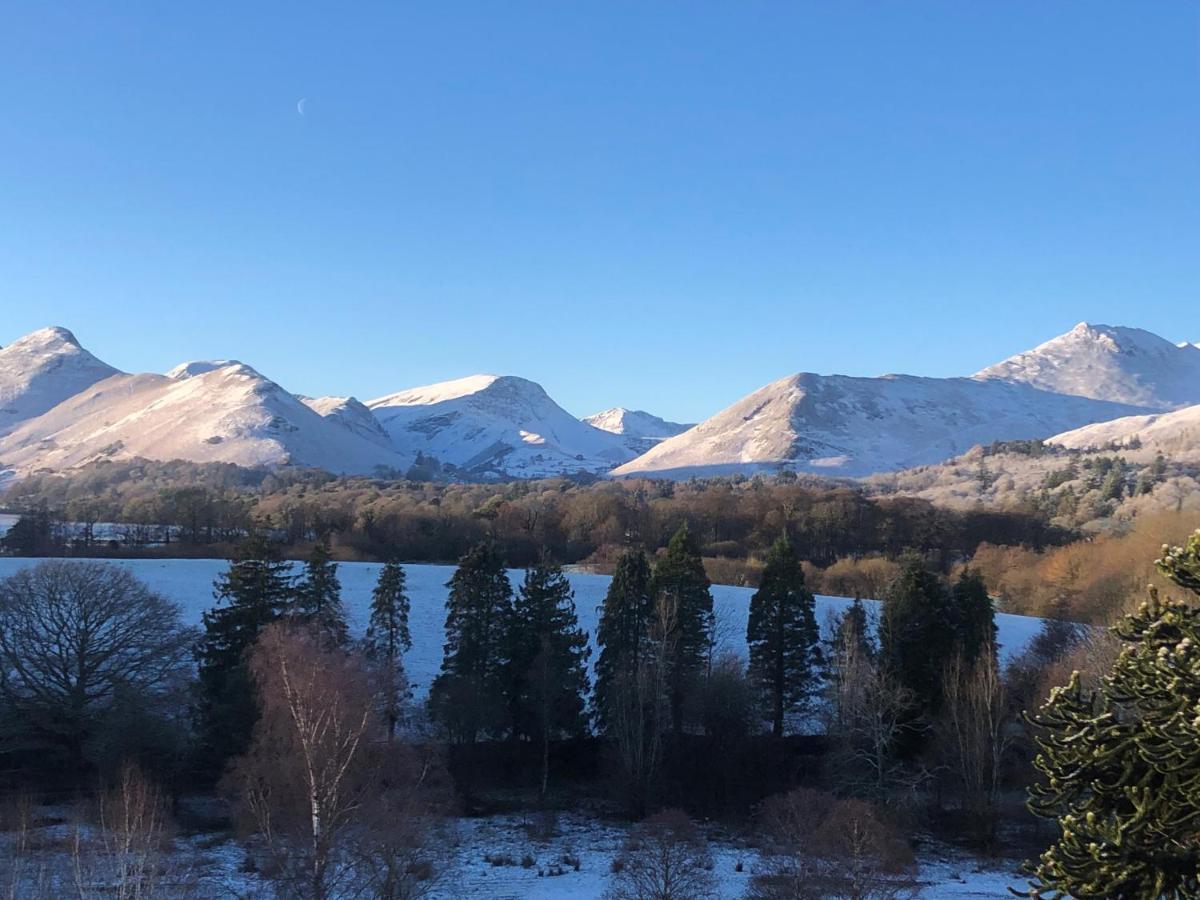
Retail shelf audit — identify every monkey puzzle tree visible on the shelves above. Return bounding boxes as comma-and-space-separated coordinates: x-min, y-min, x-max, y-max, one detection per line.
1024, 529, 1200, 899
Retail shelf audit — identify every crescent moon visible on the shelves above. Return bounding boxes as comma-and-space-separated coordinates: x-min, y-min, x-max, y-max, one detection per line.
297, 98, 307, 116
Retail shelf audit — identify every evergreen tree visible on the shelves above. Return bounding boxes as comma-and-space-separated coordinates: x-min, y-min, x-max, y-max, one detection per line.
1025, 529, 1200, 898
880, 557, 956, 719
950, 569, 996, 664
746, 535, 821, 737
363, 559, 412, 740
594, 548, 653, 733
0, 506, 59, 556
293, 540, 348, 645
833, 595, 873, 662
505, 553, 591, 798
651, 523, 714, 738
194, 535, 294, 775
428, 541, 513, 743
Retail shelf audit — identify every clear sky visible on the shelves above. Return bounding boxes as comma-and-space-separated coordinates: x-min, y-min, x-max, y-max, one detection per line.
1, 2, 1196, 423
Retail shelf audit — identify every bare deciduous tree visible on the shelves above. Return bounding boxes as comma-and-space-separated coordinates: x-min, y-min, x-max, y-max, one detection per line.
751, 788, 917, 900
609, 593, 675, 816
606, 808, 716, 900
937, 647, 1013, 845
228, 624, 445, 900
0, 562, 194, 773
825, 624, 921, 800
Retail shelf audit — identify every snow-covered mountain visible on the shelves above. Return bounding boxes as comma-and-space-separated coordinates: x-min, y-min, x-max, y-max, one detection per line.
5, 321, 1199, 485
0, 327, 120, 436
976, 322, 1200, 410
299, 395, 395, 450
368, 375, 635, 479
582, 407, 692, 455
611, 372, 1149, 480
0, 361, 412, 476
1047, 404, 1200, 461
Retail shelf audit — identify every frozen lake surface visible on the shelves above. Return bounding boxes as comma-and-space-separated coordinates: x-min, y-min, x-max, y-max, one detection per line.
0, 557, 1044, 698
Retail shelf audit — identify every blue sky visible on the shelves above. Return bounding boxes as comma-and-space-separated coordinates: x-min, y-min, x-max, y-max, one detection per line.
1, 2, 1196, 422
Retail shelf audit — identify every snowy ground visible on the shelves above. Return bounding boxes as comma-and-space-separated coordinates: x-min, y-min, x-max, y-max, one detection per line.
0, 558, 1045, 700
1, 808, 1032, 898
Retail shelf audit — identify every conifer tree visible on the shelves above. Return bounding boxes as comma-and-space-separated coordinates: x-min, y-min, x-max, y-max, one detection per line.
651, 523, 714, 738
428, 541, 513, 743
746, 535, 821, 737
594, 548, 653, 733
950, 569, 996, 664
834, 596, 873, 662
293, 540, 348, 645
363, 559, 412, 740
1025, 529, 1200, 898
505, 553, 591, 798
880, 557, 956, 719
194, 535, 294, 774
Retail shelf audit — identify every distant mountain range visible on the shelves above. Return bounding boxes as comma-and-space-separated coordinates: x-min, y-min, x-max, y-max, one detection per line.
2, 322, 1199, 484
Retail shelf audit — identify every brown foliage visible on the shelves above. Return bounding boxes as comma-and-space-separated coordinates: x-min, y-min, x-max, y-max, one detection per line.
752, 789, 916, 900
226, 624, 447, 899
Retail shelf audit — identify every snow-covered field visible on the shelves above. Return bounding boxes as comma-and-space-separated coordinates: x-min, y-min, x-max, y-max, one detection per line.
2, 808, 1030, 898
0, 558, 1045, 699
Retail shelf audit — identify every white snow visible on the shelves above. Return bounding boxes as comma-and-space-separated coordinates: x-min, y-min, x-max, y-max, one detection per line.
0, 327, 120, 437
368, 375, 636, 479
299, 394, 396, 449
0, 558, 1047, 699
976, 321, 1200, 409
1048, 402, 1200, 460
166, 360, 242, 380
0, 363, 413, 477
612, 371, 1147, 480
583, 407, 693, 455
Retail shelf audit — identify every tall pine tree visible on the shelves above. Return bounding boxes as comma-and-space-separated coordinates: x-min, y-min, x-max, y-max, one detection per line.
651, 523, 714, 739
293, 540, 348, 645
194, 535, 294, 776
594, 548, 653, 733
363, 559, 412, 740
1025, 529, 1200, 898
950, 569, 996, 664
428, 541, 513, 743
505, 553, 591, 798
880, 557, 956, 719
746, 534, 821, 737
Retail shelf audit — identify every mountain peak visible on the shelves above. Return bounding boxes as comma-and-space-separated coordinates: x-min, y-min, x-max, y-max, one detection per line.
975, 323, 1200, 409
0, 327, 120, 436
9, 325, 83, 351
166, 359, 245, 380
368, 374, 633, 479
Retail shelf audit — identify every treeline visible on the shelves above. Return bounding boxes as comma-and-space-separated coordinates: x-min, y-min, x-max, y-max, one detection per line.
2, 456, 1070, 572
1, 520, 1085, 898
7, 525, 1200, 897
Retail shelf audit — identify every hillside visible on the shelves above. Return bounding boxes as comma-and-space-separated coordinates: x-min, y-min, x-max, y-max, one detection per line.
368, 375, 635, 479
976, 322, 1200, 409
582, 407, 692, 454
611, 372, 1147, 479
0, 362, 412, 476
0, 327, 120, 436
